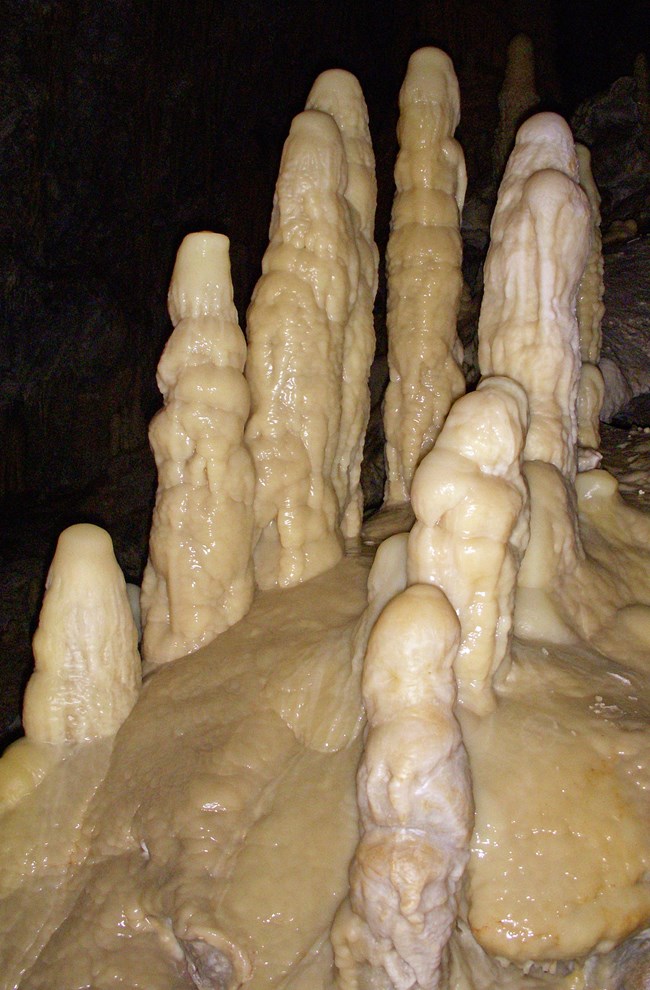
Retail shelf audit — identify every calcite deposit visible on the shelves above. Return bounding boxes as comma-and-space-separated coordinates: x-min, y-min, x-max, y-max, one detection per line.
1, 49, 649, 990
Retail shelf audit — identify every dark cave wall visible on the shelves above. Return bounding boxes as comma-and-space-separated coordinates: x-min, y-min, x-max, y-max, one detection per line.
0, 0, 647, 503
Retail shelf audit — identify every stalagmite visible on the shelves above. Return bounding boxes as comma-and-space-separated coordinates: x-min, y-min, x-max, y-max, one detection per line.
575, 144, 605, 365
575, 142, 606, 468
478, 114, 591, 480
383, 47, 467, 505
333, 584, 472, 990
245, 109, 360, 588
22, 523, 141, 744
492, 34, 540, 180
141, 232, 255, 664
306, 69, 379, 539
408, 377, 529, 714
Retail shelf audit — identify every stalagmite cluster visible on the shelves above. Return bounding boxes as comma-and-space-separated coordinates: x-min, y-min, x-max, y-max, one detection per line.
2, 45, 650, 990
141, 232, 255, 664
383, 47, 467, 505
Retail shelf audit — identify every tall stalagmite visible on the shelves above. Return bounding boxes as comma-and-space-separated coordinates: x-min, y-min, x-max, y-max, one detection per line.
141, 232, 255, 664
575, 143, 606, 466
306, 69, 379, 539
383, 48, 467, 505
478, 113, 591, 480
245, 110, 360, 588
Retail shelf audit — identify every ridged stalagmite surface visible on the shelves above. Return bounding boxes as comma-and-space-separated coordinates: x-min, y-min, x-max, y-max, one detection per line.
245, 110, 360, 588
478, 113, 591, 480
22, 523, 141, 744
576, 142, 606, 466
383, 47, 467, 505
333, 584, 472, 990
408, 377, 530, 715
306, 70, 379, 539
141, 232, 255, 664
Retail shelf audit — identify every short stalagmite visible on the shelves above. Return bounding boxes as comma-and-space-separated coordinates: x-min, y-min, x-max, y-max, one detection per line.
478, 114, 591, 480
408, 377, 529, 715
245, 109, 360, 588
333, 584, 472, 990
22, 523, 141, 744
383, 47, 467, 505
306, 69, 379, 539
141, 232, 255, 664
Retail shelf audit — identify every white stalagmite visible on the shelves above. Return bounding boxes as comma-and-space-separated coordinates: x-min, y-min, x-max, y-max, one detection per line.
22, 524, 141, 744
306, 69, 379, 539
141, 232, 255, 664
244, 109, 360, 589
478, 113, 592, 480
332, 584, 472, 990
408, 377, 530, 715
575, 143, 606, 466
383, 47, 467, 505
492, 34, 540, 180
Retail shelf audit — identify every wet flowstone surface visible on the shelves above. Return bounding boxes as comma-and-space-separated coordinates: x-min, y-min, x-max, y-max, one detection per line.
1, 424, 648, 751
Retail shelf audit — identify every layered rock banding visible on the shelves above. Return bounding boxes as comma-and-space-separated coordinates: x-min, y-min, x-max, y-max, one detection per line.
1, 51, 650, 990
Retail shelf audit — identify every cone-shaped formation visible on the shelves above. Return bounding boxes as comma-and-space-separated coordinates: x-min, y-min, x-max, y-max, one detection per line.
575, 143, 606, 469
333, 584, 472, 990
22, 524, 141, 744
383, 47, 467, 505
141, 232, 255, 664
492, 34, 540, 180
306, 69, 379, 539
478, 113, 591, 480
245, 109, 361, 588
408, 377, 530, 715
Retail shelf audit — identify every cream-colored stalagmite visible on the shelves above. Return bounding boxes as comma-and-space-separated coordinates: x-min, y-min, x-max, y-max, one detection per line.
141, 232, 255, 664
306, 70, 379, 539
492, 34, 540, 180
478, 114, 591, 480
22, 523, 141, 744
408, 377, 529, 715
383, 47, 467, 505
245, 109, 360, 588
333, 584, 472, 990
575, 142, 606, 466
575, 144, 605, 365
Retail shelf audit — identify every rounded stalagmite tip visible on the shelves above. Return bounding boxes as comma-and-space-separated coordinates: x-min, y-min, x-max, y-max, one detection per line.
22, 523, 141, 745
167, 231, 235, 327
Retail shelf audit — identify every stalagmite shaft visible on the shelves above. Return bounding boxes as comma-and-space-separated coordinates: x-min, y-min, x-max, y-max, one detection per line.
383, 47, 467, 505
141, 232, 255, 664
